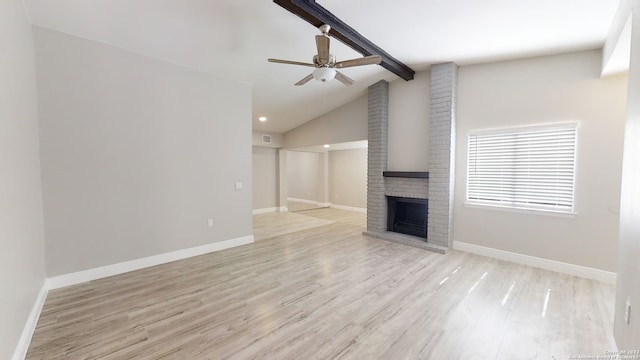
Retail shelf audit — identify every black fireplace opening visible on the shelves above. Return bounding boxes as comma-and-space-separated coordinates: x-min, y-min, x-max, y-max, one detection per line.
387, 197, 428, 239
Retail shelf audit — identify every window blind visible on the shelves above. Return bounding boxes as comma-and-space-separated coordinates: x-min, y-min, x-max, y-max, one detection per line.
467, 125, 577, 213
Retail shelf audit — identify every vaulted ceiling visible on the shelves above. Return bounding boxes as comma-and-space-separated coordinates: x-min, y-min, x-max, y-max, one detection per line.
24, 0, 620, 133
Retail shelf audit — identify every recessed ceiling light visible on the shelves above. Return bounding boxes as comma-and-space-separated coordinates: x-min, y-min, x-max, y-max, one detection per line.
323, 144, 330, 148
258, 116, 267, 122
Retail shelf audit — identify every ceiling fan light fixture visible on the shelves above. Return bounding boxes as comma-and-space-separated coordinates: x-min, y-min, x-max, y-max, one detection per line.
312, 67, 336, 82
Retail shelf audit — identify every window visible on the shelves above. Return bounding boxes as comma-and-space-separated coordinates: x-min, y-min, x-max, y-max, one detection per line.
467, 124, 577, 213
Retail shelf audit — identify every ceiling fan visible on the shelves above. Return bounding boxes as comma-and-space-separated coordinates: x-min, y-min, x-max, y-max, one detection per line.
268, 24, 382, 86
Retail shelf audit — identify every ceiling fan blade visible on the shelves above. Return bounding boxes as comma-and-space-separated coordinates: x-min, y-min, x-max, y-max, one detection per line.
316, 35, 330, 64
334, 71, 355, 86
295, 74, 314, 86
268, 58, 315, 67
335, 55, 382, 69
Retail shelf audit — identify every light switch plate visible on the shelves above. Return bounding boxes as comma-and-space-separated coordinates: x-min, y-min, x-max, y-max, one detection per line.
235, 182, 243, 190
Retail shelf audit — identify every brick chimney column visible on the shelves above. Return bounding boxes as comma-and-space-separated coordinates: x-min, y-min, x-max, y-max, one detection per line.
366, 80, 389, 232
428, 63, 458, 248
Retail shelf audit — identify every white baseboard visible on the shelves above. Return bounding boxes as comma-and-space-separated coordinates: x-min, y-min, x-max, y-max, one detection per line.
279, 206, 288, 212
12, 284, 48, 360
46, 235, 254, 290
317, 202, 331, 208
252, 207, 278, 214
330, 203, 367, 213
287, 197, 320, 205
453, 241, 617, 284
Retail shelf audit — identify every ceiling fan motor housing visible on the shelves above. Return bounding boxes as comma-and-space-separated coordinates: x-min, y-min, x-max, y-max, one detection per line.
313, 54, 335, 67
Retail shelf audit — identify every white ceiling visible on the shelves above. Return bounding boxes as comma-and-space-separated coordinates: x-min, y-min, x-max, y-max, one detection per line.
24, 0, 620, 134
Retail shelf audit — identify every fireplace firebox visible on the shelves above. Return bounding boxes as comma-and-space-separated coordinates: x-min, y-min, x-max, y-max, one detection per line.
387, 197, 428, 239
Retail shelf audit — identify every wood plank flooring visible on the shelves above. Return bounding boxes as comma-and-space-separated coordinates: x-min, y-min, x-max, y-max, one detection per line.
27, 209, 616, 359
286, 200, 325, 212
252, 211, 333, 241
292, 207, 366, 228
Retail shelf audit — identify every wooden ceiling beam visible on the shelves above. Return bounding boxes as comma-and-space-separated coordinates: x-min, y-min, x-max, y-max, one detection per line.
273, 0, 415, 81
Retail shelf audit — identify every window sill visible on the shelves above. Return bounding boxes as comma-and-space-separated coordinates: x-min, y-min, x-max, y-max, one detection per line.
463, 202, 577, 218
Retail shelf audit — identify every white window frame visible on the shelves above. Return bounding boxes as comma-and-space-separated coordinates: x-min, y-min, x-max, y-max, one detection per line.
466, 123, 578, 215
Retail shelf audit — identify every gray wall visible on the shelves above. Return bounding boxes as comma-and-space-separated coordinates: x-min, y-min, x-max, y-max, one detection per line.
388, 71, 430, 171
252, 146, 279, 210
34, 27, 253, 276
284, 95, 367, 149
286, 151, 324, 202
454, 50, 627, 272
329, 149, 367, 209
0, 1, 47, 358
615, 0, 640, 348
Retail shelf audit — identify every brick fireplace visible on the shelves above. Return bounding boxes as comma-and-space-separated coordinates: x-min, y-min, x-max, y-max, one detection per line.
363, 63, 457, 253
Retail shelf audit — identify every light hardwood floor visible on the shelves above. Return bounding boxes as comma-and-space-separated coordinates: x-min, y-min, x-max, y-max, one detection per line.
286, 200, 325, 212
292, 207, 366, 228
27, 209, 616, 359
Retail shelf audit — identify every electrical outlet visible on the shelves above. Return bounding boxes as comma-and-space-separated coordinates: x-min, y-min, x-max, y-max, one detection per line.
207, 218, 214, 227
235, 182, 243, 190
625, 298, 631, 325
